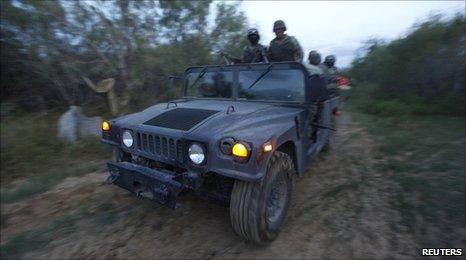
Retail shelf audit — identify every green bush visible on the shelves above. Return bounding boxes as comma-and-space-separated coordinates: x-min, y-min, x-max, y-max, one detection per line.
368, 100, 412, 117
348, 83, 465, 117
349, 14, 465, 117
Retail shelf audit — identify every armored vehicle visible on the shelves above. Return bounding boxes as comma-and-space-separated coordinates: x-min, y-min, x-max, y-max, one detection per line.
101, 61, 339, 244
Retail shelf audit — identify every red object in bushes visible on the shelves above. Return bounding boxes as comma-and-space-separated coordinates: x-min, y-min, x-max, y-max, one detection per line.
336, 76, 350, 86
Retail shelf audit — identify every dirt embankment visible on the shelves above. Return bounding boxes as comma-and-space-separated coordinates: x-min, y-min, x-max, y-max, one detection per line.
1, 113, 419, 259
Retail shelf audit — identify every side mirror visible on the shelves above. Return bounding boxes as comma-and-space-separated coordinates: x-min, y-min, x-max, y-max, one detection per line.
167, 76, 183, 99
168, 76, 181, 87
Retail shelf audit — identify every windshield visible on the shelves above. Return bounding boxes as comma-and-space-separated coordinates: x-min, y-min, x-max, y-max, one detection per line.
239, 69, 305, 102
185, 71, 233, 98
185, 68, 306, 102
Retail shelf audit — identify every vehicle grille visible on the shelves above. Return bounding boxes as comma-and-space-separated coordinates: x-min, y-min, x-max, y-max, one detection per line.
135, 132, 183, 161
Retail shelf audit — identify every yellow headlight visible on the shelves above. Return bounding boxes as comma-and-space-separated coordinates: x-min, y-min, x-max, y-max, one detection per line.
102, 121, 110, 131
232, 143, 248, 158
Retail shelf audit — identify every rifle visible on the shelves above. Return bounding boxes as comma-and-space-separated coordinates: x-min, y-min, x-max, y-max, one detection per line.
218, 51, 242, 65
260, 47, 269, 63
219, 47, 269, 64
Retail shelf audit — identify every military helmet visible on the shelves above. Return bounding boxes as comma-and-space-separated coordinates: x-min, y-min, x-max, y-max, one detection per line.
247, 28, 259, 37
273, 20, 286, 31
308, 50, 321, 65
325, 55, 336, 64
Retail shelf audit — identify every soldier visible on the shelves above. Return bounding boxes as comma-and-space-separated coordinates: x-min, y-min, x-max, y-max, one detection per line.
320, 55, 339, 95
307, 50, 323, 75
212, 72, 232, 98
267, 20, 303, 62
242, 28, 267, 63
320, 55, 338, 76
220, 28, 267, 64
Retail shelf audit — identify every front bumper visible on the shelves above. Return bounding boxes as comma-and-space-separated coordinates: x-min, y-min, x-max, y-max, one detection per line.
107, 161, 183, 209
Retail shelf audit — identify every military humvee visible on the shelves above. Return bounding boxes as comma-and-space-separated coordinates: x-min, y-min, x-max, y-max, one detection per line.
101, 61, 339, 244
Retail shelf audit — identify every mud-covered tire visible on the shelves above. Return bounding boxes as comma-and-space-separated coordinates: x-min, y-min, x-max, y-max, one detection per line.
230, 151, 294, 245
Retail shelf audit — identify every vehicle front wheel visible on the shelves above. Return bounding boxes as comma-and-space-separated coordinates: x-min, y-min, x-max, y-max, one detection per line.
229, 151, 294, 245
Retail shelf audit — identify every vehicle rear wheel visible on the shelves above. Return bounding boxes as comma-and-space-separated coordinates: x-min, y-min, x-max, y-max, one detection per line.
229, 151, 294, 245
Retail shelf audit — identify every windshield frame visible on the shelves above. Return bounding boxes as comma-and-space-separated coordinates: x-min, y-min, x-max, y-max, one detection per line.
183, 62, 310, 105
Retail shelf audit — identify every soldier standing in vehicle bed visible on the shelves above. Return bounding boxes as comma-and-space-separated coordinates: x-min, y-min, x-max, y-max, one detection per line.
242, 28, 267, 63
267, 20, 304, 62
222, 28, 267, 64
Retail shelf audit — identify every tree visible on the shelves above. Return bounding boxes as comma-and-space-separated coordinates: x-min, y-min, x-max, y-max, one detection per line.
210, 1, 248, 63
0, 0, 250, 112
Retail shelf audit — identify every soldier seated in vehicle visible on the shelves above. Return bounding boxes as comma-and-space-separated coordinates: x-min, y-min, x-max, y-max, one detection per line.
199, 82, 218, 97
211, 72, 232, 98
306, 51, 332, 140
319, 55, 340, 96
199, 76, 232, 98
307, 50, 324, 76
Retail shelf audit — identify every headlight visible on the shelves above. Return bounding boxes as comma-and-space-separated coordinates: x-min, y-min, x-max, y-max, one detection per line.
232, 142, 251, 163
122, 130, 133, 147
232, 143, 249, 158
101, 121, 110, 131
188, 143, 205, 165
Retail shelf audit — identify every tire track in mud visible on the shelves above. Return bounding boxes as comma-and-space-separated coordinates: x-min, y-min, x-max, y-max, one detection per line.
2, 113, 417, 259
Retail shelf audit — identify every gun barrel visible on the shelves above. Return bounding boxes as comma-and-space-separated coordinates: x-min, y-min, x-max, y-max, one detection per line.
223, 56, 231, 65
261, 49, 269, 63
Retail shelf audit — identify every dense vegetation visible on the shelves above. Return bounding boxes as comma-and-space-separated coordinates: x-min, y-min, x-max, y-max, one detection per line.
1, 0, 248, 115
349, 14, 465, 116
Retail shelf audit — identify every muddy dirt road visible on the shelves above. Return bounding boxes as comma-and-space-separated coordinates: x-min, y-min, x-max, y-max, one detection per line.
0, 113, 439, 258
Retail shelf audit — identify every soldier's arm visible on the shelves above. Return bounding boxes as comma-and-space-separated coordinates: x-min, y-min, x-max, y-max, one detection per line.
223, 50, 241, 64
259, 45, 269, 63
297, 46, 304, 63
291, 37, 304, 62
266, 41, 273, 61
241, 47, 249, 63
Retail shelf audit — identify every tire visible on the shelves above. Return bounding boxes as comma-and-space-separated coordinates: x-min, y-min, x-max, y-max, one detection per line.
230, 151, 294, 245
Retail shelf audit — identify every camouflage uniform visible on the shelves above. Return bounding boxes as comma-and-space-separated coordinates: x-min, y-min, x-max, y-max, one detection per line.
267, 20, 303, 62
320, 64, 339, 78
307, 50, 323, 75
267, 35, 303, 62
308, 64, 323, 75
320, 55, 339, 95
242, 44, 267, 63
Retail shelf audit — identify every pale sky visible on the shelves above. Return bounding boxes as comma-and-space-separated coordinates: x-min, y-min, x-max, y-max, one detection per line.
238, 1, 465, 68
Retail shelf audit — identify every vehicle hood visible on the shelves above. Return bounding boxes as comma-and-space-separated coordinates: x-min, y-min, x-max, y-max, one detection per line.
114, 99, 304, 140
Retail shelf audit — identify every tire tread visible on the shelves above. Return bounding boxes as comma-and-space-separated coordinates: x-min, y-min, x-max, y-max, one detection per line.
230, 151, 294, 244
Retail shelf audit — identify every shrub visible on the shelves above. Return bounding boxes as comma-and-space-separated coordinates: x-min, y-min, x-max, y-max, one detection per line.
367, 100, 412, 117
